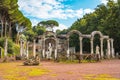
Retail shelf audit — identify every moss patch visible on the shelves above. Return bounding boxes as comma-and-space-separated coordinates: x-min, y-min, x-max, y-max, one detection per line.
84, 74, 119, 80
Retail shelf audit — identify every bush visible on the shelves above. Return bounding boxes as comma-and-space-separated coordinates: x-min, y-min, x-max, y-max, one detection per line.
0, 47, 4, 58
0, 38, 20, 55
13, 44, 20, 55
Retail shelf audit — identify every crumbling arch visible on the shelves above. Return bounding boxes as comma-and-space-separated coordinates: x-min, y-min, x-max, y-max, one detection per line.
91, 31, 103, 38
67, 30, 82, 38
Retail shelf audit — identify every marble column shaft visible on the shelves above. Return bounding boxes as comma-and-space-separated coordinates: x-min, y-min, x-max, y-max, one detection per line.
79, 37, 83, 55
55, 39, 58, 59
91, 38, 94, 54
67, 38, 70, 58
42, 38, 45, 58
107, 39, 111, 58
111, 39, 114, 58
100, 38, 104, 58
33, 39, 36, 57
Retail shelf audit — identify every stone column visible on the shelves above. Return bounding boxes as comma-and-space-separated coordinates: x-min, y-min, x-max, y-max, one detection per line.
4, 38, 8, 57
100, 38, 104, 59
26, 41, 29, 58
42, 38, 45, 58
107, 39, 111, 59
33, 39, 36, 57
55, 39, 58, 59
67, 38, 70, 58
55, 49, 57, 59
111, 39, 115, 58
90, 38, 94, 54
79, 37, 83, 55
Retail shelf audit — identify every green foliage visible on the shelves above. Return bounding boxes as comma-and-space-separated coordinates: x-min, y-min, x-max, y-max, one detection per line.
69, 34, 80, 52
0, 0, 32, 38
13, 44, 20, 55
0, 38, 13, 54
70, 0, 120, 52
56, 29, 68, 35
0, 47, 4, 58
0, 38, 20, 55
24, 29, 36, 41
33, 25, 46, 36
39, 20, 59, 27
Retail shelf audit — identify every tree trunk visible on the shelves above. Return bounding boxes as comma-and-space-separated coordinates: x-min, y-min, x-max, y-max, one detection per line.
5, 20, 7, 37
8, 21, 12, 38
1, 18, 4, 37
4, 38, 8, 57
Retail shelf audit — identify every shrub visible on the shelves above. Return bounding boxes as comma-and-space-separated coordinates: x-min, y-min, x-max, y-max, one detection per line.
0, 38, 20, 55
13, 44, 20, 55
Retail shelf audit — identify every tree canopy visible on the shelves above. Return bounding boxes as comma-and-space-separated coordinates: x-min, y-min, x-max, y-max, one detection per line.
0, 0, 32, 38
69, 0, 120, 52
38, 20, 59, 31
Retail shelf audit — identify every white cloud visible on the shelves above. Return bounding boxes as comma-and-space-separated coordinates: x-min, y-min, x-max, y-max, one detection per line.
30, 19, 38, 26
84, 9, 94, 14
100, 0, 117, 5
18, 0, 94, 26
53, 24, 67, 32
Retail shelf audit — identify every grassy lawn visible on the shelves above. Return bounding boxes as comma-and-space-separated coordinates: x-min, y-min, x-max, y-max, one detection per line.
0, 62, 50, 80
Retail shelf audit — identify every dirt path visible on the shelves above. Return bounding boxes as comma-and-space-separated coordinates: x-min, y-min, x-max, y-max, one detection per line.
29, 59, 120, 80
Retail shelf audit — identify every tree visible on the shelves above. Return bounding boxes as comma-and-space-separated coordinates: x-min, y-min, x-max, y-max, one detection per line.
38, 20, 59, 31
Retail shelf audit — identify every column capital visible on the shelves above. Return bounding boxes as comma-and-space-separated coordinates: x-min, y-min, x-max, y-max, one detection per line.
107, 39, 110, 41
110, 38, 114, 42
33, 39, 36, 42
67, 38, 69, 41
79, 37, 83, 41
91, 38, 94, 41
100, 37, 103, 41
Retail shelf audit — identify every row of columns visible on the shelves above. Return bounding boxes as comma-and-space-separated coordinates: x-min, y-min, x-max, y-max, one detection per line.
67, 37, 115, 59
90, 38, 114, 58
1, 38, 115, 60
20, 39, 36, 58
20, 40, 29, 58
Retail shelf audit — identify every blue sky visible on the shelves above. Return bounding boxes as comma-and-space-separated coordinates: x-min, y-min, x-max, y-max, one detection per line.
18, 0, 117, 31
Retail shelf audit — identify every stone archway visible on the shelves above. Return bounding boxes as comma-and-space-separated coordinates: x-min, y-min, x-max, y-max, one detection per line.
67, 30, 83, 57
67, 30, 82, 38
91, 31, 104, 58
91, 31, 103, 38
